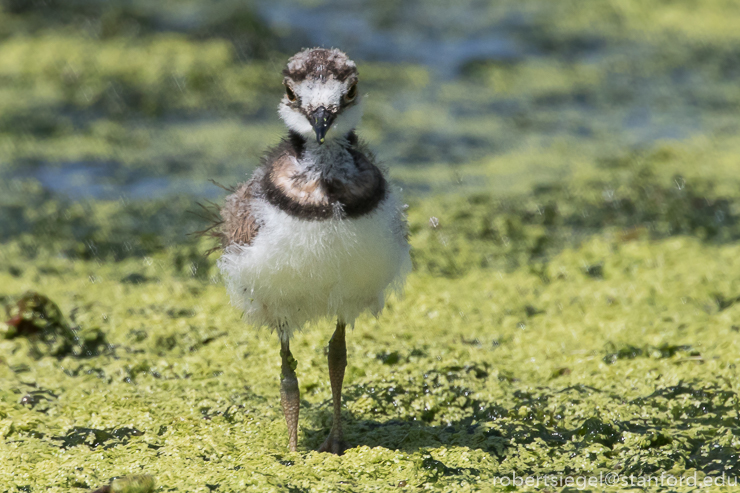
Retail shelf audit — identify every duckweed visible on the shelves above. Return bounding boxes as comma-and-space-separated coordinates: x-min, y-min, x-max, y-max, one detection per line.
3, 215, 740, 491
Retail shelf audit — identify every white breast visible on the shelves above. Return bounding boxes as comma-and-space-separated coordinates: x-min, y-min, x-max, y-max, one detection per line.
218, 192, 411, 339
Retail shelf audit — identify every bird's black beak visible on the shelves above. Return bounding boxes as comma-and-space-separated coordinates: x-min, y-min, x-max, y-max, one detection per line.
310, 106, 336, 144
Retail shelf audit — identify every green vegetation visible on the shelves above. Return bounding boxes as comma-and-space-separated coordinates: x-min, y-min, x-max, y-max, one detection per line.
4, 192, 740, 491
2, 0, 740, 491
4, 155, 740, 491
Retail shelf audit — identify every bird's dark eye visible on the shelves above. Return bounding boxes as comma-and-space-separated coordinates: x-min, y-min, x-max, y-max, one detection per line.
285, 86, 297, 102
344, 83, 357, 102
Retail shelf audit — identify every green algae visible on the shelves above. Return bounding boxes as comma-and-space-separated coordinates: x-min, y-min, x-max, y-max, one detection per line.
108, 476, 155, 493
88, 475, 155, 493
3, 215, 740, 491
4, 153, 740, 490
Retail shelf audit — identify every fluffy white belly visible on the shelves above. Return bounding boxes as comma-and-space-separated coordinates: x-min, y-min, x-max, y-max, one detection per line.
218, 194, 411, 337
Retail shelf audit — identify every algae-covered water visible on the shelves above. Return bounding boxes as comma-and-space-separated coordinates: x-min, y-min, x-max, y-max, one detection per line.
2, 1, 740, 491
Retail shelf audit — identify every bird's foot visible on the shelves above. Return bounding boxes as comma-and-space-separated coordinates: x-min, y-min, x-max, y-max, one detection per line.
318, 435, 350, 455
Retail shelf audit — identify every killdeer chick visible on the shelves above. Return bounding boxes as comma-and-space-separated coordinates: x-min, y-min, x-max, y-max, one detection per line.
213, 48, 411, 454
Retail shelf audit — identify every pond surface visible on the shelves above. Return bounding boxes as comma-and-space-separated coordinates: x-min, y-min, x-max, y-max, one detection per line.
1, 0, 737, 202
10, 161, 218, 201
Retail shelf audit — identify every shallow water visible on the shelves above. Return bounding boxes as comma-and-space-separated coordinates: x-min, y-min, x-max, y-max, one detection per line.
10, 161, 218, 200
2, 0, 734, 201
256, 0, 524, 76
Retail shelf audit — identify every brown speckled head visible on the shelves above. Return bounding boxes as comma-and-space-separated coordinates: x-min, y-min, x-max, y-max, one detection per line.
279, 48, 363, 144
282, 48, 358, 83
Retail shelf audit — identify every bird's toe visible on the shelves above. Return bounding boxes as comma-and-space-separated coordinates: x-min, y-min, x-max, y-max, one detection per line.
318, 436, 350, 455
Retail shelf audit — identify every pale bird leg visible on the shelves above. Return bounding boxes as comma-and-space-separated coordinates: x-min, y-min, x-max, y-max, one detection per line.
319, 320, 350, 454
280, 338, 300, 452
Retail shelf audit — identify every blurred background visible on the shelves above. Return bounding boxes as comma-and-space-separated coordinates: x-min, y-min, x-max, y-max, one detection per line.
1, 0, 740, 274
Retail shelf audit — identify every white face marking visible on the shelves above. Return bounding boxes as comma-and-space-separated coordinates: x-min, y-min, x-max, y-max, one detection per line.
296, 78, 344, 110
278, 102, 314, 136
278, 78, 362, 142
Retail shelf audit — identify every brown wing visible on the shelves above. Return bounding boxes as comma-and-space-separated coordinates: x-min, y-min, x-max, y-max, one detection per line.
194, 177, 261, 257
199, 134, 305, 255
220, 178, 261, 248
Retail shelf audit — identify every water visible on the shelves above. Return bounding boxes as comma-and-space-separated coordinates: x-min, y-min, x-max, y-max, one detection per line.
9, 161, 217, 201
256, 0, 523, 77
2, 0, 732, 201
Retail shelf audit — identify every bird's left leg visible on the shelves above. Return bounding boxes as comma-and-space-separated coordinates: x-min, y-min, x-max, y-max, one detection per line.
280, 336, 300, 452
319, 320, 350, 454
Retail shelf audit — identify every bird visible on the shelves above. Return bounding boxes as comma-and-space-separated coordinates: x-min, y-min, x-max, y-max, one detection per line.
205, 48, 411, 454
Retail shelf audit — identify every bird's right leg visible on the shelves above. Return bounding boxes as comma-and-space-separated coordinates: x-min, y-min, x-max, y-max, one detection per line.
279, 336, 300, 452
318, 320, 349, 454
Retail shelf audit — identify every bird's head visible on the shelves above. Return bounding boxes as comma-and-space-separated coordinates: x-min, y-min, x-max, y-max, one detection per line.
278, 48, 362, 145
